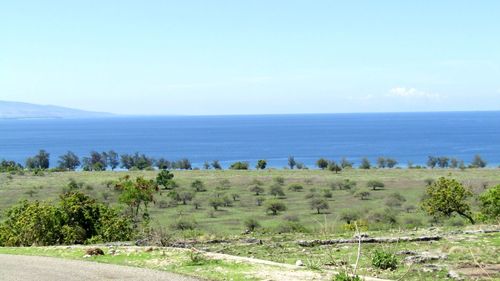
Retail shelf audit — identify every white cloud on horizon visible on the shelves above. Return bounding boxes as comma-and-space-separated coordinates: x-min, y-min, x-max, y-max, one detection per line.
388, 87, 443, 100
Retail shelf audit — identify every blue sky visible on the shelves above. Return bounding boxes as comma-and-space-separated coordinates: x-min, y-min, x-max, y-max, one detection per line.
1, 1, 499, 115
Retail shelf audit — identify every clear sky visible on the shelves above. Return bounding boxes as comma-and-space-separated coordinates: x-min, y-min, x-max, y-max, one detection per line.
1, 1, 499, 115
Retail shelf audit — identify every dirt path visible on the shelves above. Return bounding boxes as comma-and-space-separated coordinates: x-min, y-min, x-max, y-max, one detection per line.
0, 254, 201, 281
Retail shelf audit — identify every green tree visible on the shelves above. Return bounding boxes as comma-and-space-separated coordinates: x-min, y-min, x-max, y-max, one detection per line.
269, 184, 285, 198
427, 156, 438, 169
377, 157, 387, 168
156, 170, 175, 189
211, 160, 222, 170
26, 150, 50, 170
471, 154, 487, 168
316, 158, 329, 169
340, 157, 353, 169
479, 185, 500, 220
328, 162, 342, 173
208, 197, 224, 210
386, 158, 398, 168
191, 180, 206, 192
106, 150, 120, 170
265, 199, 287, 215
243, 218, 261, 231
359, 158, 371, 169
367, 180, 385, 190
230, 161, 249, 170
115, 176, 159, 223
310, 198, 329, 214
421, 177, 475, 224
58, 151, 80, 171
249, 185, 265, 195
288, 156, 296, 169
256, 159, 267, 170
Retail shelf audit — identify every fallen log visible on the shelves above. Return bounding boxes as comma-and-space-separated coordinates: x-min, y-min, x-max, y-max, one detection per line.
298, 235, 442, 247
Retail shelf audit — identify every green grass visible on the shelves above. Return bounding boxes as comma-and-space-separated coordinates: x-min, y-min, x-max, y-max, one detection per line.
1, 169, 499, 234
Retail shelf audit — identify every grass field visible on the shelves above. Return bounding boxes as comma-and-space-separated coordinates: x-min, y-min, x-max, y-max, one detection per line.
1, 168, 499, 234
0, 168, 499, 280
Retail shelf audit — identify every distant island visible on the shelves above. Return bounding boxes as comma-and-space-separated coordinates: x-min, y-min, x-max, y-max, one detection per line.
0, 100, 113, 119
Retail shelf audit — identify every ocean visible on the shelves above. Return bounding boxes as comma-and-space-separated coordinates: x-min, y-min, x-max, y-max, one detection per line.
1, 111, 499, 168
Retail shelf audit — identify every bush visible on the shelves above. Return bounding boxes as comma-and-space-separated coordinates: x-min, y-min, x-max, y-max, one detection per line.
288, 184, 304, 192
367, 209, 398, 225
229, 161, 249, 170
0, 192, 133, 246
265, 199, 287, 215
269, 184, 286, 198
479, 185, 500, 221
367, 180, 385, 190
243, 218, 261, 231
332, 272, 362, 281
372, 250, 398, 270
171, 217, 197, 231
191, 180, 206, 192
275, 221, 309, 233
421, 177, 475, 224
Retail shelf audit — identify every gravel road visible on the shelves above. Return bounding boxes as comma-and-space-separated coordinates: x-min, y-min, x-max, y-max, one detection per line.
0, 254, 202, 281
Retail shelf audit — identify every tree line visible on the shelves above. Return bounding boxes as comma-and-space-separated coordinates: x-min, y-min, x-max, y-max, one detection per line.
0, 150, 492, 173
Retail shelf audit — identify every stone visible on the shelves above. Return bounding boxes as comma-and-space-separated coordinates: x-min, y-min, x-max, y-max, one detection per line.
295, 260, 304, 266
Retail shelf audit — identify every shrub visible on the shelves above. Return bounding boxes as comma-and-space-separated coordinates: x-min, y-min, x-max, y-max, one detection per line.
367, 180, 385, 190
171, 217, 197, 231
421, 177, 475, 224
243, 218, 261, 231
191, 180, 206, 192
332, 272, 362, 281
288, 184, 304, 192
275, 221, 308, 233
156, 170, 175, 189
229, 161, 249, 170
372, 250, 398, 270
256, 159, 267, 170
249, 185, 265, 195
273, 176, 285, 186
339, 210, 360, 224
322, 189, 333, 198
367, 209, 398, 225
310, 198, 329, 214
354, 191, 371, 200
479, 185, 500, 221
269, 184, 286, 198
255, 196, 266, 206
265, 199, 287, 215
316, 158, 329, 169
0, 192, 133, 246
208, 197, 224, 210
384, 192, 406, 207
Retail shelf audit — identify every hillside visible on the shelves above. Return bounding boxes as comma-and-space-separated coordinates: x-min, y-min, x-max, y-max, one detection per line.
0, 100, 113, 119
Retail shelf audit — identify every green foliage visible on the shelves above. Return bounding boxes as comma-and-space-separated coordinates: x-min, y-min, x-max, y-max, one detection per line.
470, 154, 487, 168
115, 176, 159, 223
208, 197, 224, 210
171, 217, 197, 230
339, 210, 360, 224
26, 150, 50, 170
332, 272, 362, 281
57, 151, 81, 171
265, 199, 287, 215
0, 192, 133, 246
316, 158, 329, 169
156, 170, 175, 189
269, 184, 286, 198
372, 250, 398, 270
385, 192, 406, 207
479, 184, 500, 221
229, 161, 249, 170
421, 177, 475, 224
0, 160, 23, 173
355, 191, 370, 200
327, 162, 342, 173
191, 180, 206, 192
274, 221, 309, 233
331, 179, 357, 190
359, 158, 371, 169
310, 198, 329, 214
256, 159, 267, 170
288, 183, 304, 192
249, 185, 265, 195
367, 180, 385, 190
243, 218, 261, 231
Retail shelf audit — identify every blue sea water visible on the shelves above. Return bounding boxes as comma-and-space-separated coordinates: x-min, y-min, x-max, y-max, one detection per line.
1, 112, 499, 168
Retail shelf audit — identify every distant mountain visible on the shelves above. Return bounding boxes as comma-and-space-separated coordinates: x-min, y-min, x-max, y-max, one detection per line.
0, 100, 114, 119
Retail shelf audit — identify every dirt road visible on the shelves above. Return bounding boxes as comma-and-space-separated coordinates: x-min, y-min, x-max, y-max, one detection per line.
0, 254, 202, 281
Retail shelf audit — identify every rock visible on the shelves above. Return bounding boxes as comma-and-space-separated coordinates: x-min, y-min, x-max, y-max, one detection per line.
353, 233, 369, 239
295, 260, 304, 266
447, 270, 463, 280
85, 247, 104, 256
404, 252, 447, 264
145, 247, 154, 252
83, 254, 92, 258
397, 250, 418, 255
241, 238, 262, 244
